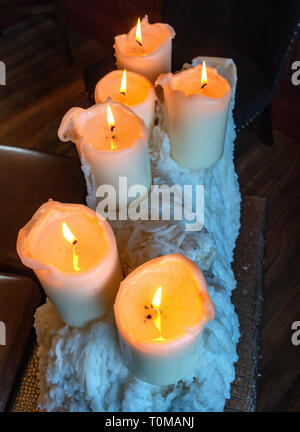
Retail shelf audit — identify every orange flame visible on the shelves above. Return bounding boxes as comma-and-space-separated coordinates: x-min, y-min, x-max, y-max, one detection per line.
107, 104, 116, 151
152, 287, 162, 333
136, 17, 142, 46
152, 286, 161, 308
120, 69, 127, 95
62, 222, 80, 272
201, 61, 207, 89
62, 222, 77, 245
107, 104, 115, 130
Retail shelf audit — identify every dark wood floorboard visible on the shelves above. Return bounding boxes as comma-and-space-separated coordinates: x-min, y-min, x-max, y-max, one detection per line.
236, 128, 300, 412
0, 15, 299, 412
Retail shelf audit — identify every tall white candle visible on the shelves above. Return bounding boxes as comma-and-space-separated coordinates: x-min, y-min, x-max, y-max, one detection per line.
58, 101, 151, 208
114, 15, 175, 83
95, 69, 156, 133
17, 201, 123, 327
114, 254, 215, 385
156, 62, 231, 169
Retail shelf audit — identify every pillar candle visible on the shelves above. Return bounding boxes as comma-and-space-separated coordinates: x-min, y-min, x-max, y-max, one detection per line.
95, 69, 156, 133
114, 15, 175, 83
58, 100, 152, 208
156, 63, 231, 169
17, 201, 123, 327
114, 254, 215, 385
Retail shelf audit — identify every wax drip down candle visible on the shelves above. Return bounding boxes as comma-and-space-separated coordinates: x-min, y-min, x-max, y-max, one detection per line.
114, 254, 215, 386
156, 62, 231, 169
114, 15, 175, 83
95, 69, 156, 133
16, 201, 123, 327
58, 100, 151, 209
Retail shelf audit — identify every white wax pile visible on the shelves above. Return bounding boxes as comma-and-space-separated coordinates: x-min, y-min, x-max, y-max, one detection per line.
34, 57, 241, 412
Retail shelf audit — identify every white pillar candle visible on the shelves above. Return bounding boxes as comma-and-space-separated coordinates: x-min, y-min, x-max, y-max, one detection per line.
17, 201, 123, 327
156, 62, 231, 169
95, 69, 156, 133
114, 254, 215, 385
58, 100, 151, 207
114, 15, 175, 83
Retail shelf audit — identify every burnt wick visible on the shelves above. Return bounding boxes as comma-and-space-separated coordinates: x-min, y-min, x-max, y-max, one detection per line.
136, 40, 142, 47
146, 314, 152, 320
110, 125, 116, 132
201, 83, 207, 89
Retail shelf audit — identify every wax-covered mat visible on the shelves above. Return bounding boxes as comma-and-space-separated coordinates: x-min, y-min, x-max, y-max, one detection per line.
225, 195, 265, 412
7, 195, 265, 412
7, 342, 40, 412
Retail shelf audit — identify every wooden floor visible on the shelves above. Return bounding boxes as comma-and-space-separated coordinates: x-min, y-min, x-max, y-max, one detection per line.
236, 128, 300, 411
0, 16, 299, 412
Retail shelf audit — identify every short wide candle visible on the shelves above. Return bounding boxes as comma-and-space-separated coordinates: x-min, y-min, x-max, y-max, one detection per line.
17, 201, 123, 327
58, 100, 151, 208
95, 70, 156, 133
114, 254, 215, 385
114, 15, 175, 83
156, 63, 231, 169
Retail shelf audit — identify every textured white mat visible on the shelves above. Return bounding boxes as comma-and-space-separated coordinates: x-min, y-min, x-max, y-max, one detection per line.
35, 57, 241, 412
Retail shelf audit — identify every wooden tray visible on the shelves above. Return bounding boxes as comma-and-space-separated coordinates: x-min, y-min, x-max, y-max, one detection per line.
7, 195, 266, 412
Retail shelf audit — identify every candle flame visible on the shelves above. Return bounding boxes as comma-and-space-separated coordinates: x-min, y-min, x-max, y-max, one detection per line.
62, 222, 77, 245
152, 286, 161, 309
136, 17, 142, 46
62, 222, 80, 272
201, 61, 207, 89
107, 104, 115, 130
120, 69, 127, 95
152, 286, 162, 334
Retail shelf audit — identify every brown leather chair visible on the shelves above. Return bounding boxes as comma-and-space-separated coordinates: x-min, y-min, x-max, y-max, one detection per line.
0, 145, 86, 279
0, 273, 41, 411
